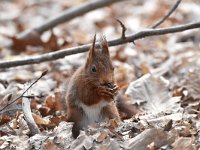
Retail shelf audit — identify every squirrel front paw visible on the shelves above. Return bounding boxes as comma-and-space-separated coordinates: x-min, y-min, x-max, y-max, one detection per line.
98, 84, 119, 100
111, 84, 119, 95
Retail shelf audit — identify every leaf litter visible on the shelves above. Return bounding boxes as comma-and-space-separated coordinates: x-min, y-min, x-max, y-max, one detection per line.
0, 0, 200, 149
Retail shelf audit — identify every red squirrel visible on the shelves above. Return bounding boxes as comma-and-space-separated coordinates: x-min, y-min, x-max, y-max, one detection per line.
65, 35, 135, 138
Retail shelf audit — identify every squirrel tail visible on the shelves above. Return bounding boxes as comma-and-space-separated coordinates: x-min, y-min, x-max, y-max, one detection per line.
115, 94, 136, 119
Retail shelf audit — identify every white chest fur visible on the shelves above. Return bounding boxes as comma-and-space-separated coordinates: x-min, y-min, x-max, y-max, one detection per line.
80, 101, 108, 127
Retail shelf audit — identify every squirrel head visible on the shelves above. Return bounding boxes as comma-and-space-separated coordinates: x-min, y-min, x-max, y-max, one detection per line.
85, 35, 114, 86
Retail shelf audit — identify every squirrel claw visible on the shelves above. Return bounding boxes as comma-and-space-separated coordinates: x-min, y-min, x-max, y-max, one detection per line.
110, 84, 119, 95
98, 87, 114, 99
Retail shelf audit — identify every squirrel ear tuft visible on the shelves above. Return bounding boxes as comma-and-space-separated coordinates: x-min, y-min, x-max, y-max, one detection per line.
89, 34, 96, 57
86, 34, 96, 67
100, 35, 109, 55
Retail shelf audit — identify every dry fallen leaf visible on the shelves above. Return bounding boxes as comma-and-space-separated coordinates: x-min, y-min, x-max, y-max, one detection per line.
43, 90, 64, 117
31, 79, 57, 96
49, 115, 66, 126
43, 30, 59, 52
126, 74, 181, 114
172, 137, 196, 150
183, 69, 200, 99
32, 113, 49, 125
147, 142, 156, 150
53, 122, 73, 149
96, 132, 108, 142
39, 106, 50, 117
10, 30, 43, 52
0, 115, 11, 126
122, 128, 172, 150
43, 140, 60, 150
70, 134, 93, 150
97, 138, 120, 150
109, 119, 119, 129
0, 0, 200, 149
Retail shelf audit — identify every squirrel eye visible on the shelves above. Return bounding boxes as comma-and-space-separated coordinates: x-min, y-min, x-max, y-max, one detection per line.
91, 65, 97, 72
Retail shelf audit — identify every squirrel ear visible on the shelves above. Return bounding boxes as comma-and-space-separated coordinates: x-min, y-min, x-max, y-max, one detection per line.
89, 34, 96, 58
100, 35, 109, 56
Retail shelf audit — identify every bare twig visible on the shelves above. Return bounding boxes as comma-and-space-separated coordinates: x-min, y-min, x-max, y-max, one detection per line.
0, 70, 48, 113
0, 21, 200, 69
116, 19, 127, 39
150, 0, 182, 28
17, 0, 125, 40
22, 86, 40, 135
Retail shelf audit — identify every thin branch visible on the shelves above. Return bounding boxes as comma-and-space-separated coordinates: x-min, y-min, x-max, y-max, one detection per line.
116, 19, 127, 39
17, 0, 125, 39
150, 0, 182, 28
0, 70, 48, 113
0, 21, 200, 69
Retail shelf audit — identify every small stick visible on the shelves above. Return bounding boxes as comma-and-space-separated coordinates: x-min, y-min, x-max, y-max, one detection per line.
150, 0, 182, 28
0, 70, 48, 114
116, 19, 127, 39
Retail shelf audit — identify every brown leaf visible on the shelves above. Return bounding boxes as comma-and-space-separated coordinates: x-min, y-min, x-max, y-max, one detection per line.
49, 115, 66, 126
0, 115, 11, 126
39, 106, 50, 117
0, 130, 8, 136
140, 62, 150, 74
44, 90, 64, 113
109, 119, 119, 129
0, 94, 11, 111
147, 142, 156, 150
114, 48, 127, 62
30, 99, 38, 110
184, 69, 200, 99
43, 140, 59, 150
96, 132, 107, 142
114, 64, 134, 88
45, 95, 54, 111
43, 30, 59, 51
32, 113, 49, 125
172, 137, 196, 150
164, 119, 173, 131
54, 90, 63, 111
10, 30, 43, 52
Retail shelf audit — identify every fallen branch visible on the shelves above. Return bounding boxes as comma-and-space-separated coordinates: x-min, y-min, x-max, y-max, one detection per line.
22, 86, 40, 135
0, 21, 200, 69
150, 0, 182, 28
17, 0, 125, 40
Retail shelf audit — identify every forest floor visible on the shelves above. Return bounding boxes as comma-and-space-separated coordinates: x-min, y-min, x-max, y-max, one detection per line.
0, 0, 200, 149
